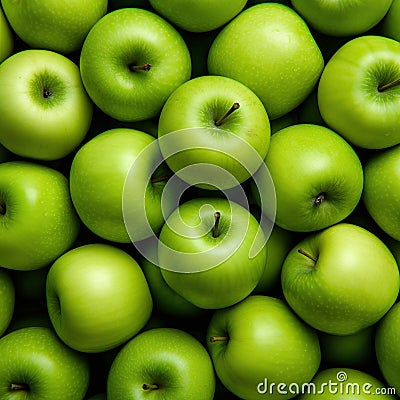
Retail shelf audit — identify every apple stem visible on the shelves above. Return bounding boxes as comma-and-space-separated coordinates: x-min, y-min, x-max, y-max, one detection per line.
210, 336, 229, 342
314, 193, 325, 206
378, 79, 400, 92
9, 383, 30, 391
212, 211, 221, 238
297, 248, 317, 263
151, 175, 170, 184
0, 203, 5, 215
215, 102, 240, 126
142, 383, 159, 391
130, 63, 151, 72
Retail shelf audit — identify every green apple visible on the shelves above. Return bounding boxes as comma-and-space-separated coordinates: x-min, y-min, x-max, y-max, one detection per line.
318, 35, 400, 150
107, 328, 215, 400
375, 302, 400, 395
1, 0, 107, 53
157, 75, 270, 190
282, 223, 400, 335
207, 295, 321, 400
208, 3, 324, 119
0, 6, 13, 63
363, 144, 400, 241
297, 368, 397, 399
70, 128, 167, 243
80, 8, 191, 122
380, 0, 400, 41
0, 268, 14, 337
0, 326, 90, 400
257, 124, 363, 232
0, 161, 80, 271
148, 0, 247, 32
0, 49, 92, 161
158, 197, 267, 309
291, 0, 392, 37
46, 243, 153, 353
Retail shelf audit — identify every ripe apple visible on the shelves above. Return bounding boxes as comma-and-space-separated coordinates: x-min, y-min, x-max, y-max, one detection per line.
0, 49, 93, 161
158, 197, 267, 309
208, 3, 324, 119
0, 327, 90, 400
375, 302, 400, 395
291, 0, 392, 37
257, 124, 363, 232
380, 0, 400, 41
0, 268, 14, 336
148, 0, 247, 32
46, 243, 153, 353
157, 75, 270, 190
363, 144, 400, 241
1, 0, 107, 53
207, 295, 321, 400
0, 161, 80, 271
107, 328, 215, 400
318, 35, 400, 149
281, 223, 399, 335
0, 6, 13, 63
80, 8, 191, 122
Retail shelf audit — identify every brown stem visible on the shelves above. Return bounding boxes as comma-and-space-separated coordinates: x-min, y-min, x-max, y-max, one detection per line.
9, 383, 29, 391
212, 212, 221, 238
142, 384, 159, 390
378, 79, 400, 92
314, 193, 325, 206
151, 175, 170, 184
298, 248, 317, 263
210, 336, 228, 343
130, 63, 151, 72
0, 203, 5, 215
215, 102, 240, 126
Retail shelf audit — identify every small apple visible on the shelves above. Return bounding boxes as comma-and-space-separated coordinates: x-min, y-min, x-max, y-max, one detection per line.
46, 243, 153, 353
0, 268, 14, 337
80, 8, 191, 122
281, 223, 399, 335
208, 3, 324, 119
107, 328, 215, 400
1, 0, 107, 53
0, 161, 80, 271
0, 326, 90, 400
0, 5, 13, 63
0, 49, 93, 160
318, 35, 400, 149
207, 295, 321, 400
380, 0, 400, 41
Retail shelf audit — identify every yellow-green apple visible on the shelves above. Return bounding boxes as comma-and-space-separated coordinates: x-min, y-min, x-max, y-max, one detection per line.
282, 223, 399, 335
0, 49, 92, 160
208, 3, 324, 119
0, 6, 13, 63
0, 268, 14, 336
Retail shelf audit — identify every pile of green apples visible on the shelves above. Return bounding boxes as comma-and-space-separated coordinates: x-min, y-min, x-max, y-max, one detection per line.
1, 0, 400, 399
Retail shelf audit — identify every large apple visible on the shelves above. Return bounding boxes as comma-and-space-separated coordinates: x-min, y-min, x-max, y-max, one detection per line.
363, 144, 400, 241
80, 8, 191, 122
157, 75, 270, 190
0, 5, 13, 63
318, 35, 400, 149
208, 3, 324, 119
158, 197, 267, 309
281, 223, 399, 335
375, 302, 400, 395
1, 0, 107, 53
46, 243, 153, 353
0, 161, 80, 271
0, 327, 90, 400
0, 49, 93, 161
257, 124, 363, 232
0, 268, 14, 337
148, 0, 247, 32
291, 0, 393, 37
107, 328, 215, 400
207, 295, 321, 400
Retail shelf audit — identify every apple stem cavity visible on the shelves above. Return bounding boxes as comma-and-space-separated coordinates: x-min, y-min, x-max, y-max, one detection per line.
212, 211, 221, 238
215, 102, 240, 126
210, 335, 229, 342
314, 193, 325, 206
142, 383, 159, 391
151, 175, 170, 184
9, 383, 30, 392
0, 203, 5, 215
130, 63, 152, 72
297, 248, 317, 263
42, 88, 53, 99
378, 79, 400, 92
